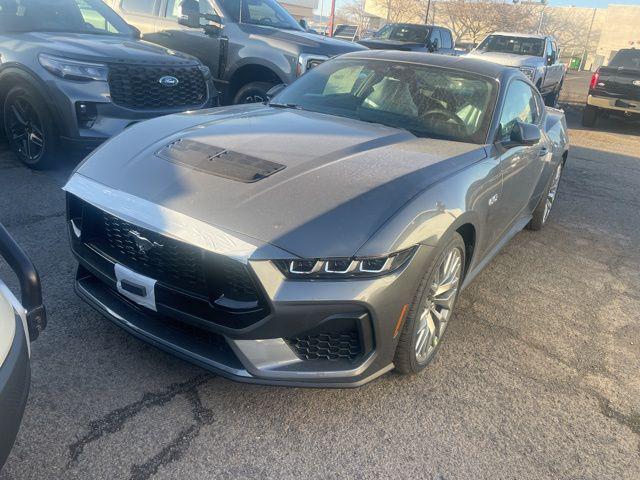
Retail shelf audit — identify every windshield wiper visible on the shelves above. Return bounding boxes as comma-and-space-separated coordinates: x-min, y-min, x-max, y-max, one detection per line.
269, 102, 304, 110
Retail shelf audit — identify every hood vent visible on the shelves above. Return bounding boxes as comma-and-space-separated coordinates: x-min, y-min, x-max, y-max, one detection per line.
156, 139, 285, 183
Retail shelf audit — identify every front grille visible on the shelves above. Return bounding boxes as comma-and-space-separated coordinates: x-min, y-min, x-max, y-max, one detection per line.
288, 330, 362, 361
108, 64, 207, 109
79, 201, 261, 307
101, 213, 208, 296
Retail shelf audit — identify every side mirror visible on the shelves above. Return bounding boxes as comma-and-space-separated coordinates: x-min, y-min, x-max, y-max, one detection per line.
129, 24, 141, 39
266, 84, 287, 100
299, 19, 308, 30
509, 121, 541, 147
547, 54, 555, 65
429, 38, 439, 52
178, 0, 201, 29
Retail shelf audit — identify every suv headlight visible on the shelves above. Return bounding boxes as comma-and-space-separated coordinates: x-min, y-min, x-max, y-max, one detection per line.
39, 54, 108, 82
518, 66, 536, 81
296, 53, 329, 77
274, 247, 416, 279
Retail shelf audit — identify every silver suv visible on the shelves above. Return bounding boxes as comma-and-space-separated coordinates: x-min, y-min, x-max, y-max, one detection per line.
0, 0, 214, 169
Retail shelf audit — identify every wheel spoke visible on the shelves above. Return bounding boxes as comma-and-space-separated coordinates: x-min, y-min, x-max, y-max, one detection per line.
30, 132, 44, 148
10, 103, 27, 126
414, 246, 463, 363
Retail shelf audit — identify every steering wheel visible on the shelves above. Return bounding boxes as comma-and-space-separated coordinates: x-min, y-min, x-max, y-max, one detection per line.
422, 109, 466, 129
258, 17, 276, 26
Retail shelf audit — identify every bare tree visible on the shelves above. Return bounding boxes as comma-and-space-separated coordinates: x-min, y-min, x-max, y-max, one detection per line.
374, 0, 424, 23
339, 0, 373, 33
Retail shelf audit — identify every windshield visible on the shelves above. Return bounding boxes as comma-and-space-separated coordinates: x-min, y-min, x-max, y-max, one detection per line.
609, 49, 640, 70
217, 0, 302, 30
476, 35, 545, 57
272, 58, 495, 144
0, 0, 133, 35
376, 24, 430, 43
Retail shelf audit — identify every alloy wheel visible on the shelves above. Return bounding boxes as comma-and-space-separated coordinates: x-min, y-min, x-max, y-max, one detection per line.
7, 97, 45, 165
414, 246, 463, 363
543, 163, 563, 224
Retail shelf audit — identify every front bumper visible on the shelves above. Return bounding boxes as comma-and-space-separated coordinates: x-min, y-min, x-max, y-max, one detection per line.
42, 70, 215, 149
587, 94, 640, 115
72, 245, 433, 387
67, 197, 435, 387
0, 315, 30, 467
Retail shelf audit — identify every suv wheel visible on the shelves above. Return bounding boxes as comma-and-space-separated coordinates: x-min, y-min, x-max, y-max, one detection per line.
394, 233, 465, 374
3, 86, 58, 169
233, 81, 276, 105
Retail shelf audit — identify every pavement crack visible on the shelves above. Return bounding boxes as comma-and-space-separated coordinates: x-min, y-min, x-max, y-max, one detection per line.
129, 385, 216, 480
593, 393, 640, 452
66, 374, 211, 468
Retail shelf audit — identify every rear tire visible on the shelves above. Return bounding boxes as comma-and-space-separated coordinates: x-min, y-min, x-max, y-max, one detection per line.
394, 233, 466, 374
3, 85, 59, 169
582, 105, 599, 127
233, 81, 276, 105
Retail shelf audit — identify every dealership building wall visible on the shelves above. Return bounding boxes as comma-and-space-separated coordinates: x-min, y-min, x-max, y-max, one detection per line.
591, 4, 640, 70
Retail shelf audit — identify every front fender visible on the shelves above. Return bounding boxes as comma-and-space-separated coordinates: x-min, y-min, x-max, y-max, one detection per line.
356, 154, 502, 267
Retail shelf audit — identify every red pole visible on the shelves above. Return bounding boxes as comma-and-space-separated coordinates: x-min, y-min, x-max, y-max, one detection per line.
328, 0, 336, 37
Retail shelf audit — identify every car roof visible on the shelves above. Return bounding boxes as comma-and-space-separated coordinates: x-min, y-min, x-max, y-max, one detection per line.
490, 32, 550, 40
339, 50, 519, 82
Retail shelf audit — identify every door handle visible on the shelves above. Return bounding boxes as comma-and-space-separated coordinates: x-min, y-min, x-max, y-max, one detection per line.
157, 31, 172, 37
538, 146, 549, 157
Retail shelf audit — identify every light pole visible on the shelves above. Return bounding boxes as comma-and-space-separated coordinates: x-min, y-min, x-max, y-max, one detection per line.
328, 0, 336, 37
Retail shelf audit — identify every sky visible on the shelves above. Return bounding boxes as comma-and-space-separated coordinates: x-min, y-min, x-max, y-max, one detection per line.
315, 0, 640, 18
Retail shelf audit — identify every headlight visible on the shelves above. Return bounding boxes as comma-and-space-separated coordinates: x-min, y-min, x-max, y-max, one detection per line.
39, 54, 108, 82
274, 247, 416, 279
518, 66, 536, 81
296, 53, 329, 77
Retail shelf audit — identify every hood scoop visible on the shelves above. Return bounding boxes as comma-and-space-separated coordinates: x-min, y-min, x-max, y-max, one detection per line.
156, 139, 285, 183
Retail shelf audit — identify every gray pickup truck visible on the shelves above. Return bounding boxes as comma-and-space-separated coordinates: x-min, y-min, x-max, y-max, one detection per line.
109, 0, 366, 104
467, 32, 565, 106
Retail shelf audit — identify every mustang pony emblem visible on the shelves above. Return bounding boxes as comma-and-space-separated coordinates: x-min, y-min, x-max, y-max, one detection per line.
129, 230, 163, 254
633, 80, 640, 87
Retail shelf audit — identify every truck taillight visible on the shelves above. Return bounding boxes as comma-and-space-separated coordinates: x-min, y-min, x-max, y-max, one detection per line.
589, 71, 600, 90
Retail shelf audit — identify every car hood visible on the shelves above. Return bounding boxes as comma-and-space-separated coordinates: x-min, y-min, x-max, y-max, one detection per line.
246, 26, 367, 55
358, 38, 426, 51
466, 50, 542, 68
21, 32, 199, 65
70, 105, 487, 258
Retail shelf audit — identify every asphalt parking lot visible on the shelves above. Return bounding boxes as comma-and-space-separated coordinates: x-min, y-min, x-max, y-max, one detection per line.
1, 81, 639, 479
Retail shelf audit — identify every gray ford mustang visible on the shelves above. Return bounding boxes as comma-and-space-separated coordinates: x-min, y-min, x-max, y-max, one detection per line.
64, 51, 569, 387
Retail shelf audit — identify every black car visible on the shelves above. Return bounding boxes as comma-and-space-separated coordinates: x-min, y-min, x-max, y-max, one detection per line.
583, 48, 640, 126
358, 23, 456, 55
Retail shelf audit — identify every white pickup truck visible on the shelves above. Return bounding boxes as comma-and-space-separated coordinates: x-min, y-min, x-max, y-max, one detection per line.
467, 32, 565, 106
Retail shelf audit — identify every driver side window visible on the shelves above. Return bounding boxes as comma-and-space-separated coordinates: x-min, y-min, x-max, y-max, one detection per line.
499, 80, 538, 140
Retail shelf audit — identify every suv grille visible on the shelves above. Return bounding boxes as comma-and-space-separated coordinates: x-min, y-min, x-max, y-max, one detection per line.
108, 64, 207, 109
288, 331, 362, 361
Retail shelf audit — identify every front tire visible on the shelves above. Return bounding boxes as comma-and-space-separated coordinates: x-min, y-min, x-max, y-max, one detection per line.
233, 81, 276, 105
582, 105, 599, 127
394, 233, 466, 374
3, 85, 58, 169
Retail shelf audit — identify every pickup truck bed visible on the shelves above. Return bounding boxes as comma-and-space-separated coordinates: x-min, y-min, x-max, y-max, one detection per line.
583, 49, 640, 126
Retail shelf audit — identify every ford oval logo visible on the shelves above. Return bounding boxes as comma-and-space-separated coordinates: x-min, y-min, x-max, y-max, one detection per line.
159, 76, 179, 87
